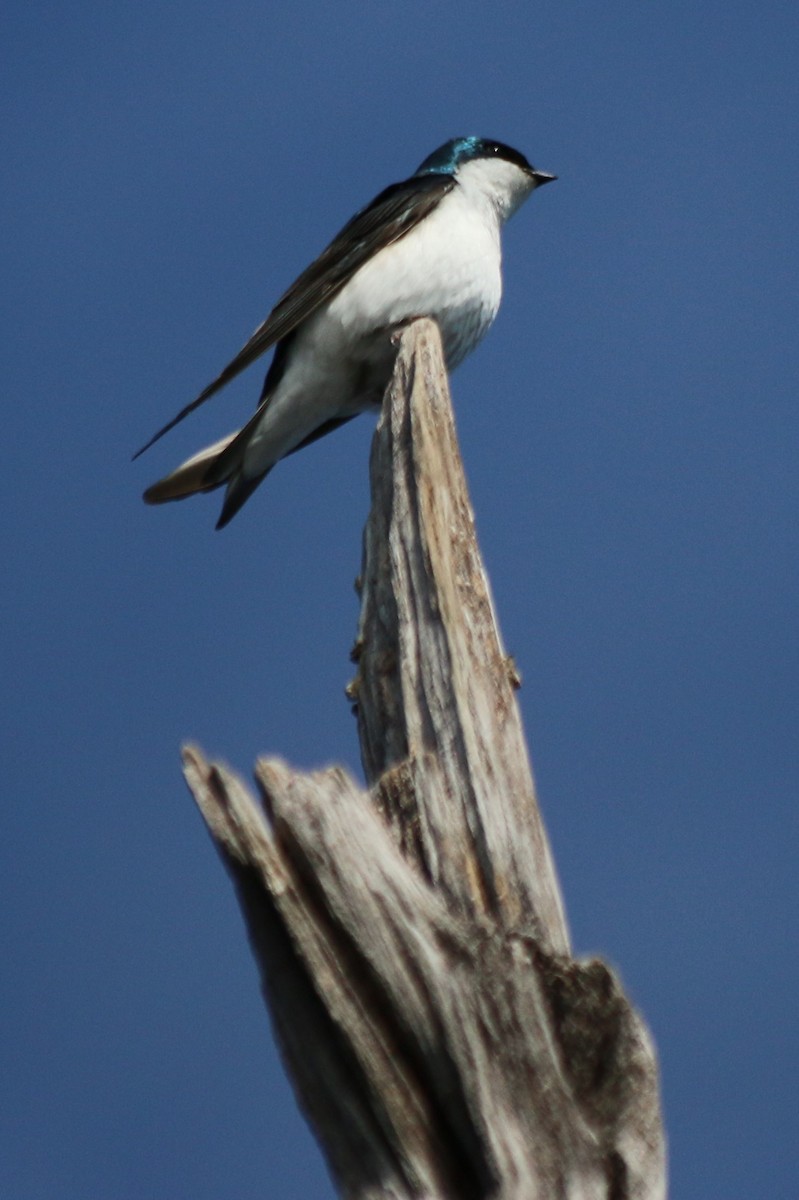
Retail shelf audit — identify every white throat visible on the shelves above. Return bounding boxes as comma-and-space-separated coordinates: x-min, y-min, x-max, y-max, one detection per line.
453, 156, 536, 224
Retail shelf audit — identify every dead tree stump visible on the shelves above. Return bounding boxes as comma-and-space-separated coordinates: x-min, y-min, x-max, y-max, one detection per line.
183, 319, 666, 1200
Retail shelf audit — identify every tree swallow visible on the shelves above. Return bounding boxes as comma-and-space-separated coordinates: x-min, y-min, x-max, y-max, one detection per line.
137, 136, 555, 528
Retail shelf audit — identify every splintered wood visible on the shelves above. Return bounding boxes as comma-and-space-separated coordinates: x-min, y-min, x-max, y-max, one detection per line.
183, 320, 666, 1200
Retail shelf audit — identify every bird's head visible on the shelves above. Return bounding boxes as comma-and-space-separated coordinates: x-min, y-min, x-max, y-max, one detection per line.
417, 136, 556, 221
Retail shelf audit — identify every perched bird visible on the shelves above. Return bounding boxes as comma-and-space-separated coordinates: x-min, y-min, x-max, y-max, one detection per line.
137, 136, 555, 528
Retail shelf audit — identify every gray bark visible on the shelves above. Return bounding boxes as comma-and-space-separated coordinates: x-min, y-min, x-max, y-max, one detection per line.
183, 319, 666, 1199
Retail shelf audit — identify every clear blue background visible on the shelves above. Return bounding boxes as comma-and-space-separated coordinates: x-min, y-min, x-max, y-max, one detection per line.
3, 4, 797, 1197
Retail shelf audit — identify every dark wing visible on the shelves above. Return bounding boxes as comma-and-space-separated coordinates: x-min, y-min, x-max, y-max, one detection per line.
133, 172, 455, 459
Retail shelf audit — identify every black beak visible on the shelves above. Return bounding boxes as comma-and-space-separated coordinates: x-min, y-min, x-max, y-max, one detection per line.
532, 170, 557, 187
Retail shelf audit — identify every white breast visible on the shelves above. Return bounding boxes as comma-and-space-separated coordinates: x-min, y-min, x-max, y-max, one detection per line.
327, 183, 504, 367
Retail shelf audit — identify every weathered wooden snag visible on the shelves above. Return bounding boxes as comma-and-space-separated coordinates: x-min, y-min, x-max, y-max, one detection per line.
183, 320, 666, 1200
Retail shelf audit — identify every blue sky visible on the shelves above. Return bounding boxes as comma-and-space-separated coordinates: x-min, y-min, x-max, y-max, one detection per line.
3, 3, 797, 1197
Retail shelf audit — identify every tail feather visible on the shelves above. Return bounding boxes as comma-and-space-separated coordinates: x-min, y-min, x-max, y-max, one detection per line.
142, 431, 239, 505
142, 393, 340, 525
214, 471, 270, 529
142, 421, 271, 527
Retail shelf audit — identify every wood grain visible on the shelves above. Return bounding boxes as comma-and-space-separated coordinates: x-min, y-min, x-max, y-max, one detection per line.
183, 320, 666, 1199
